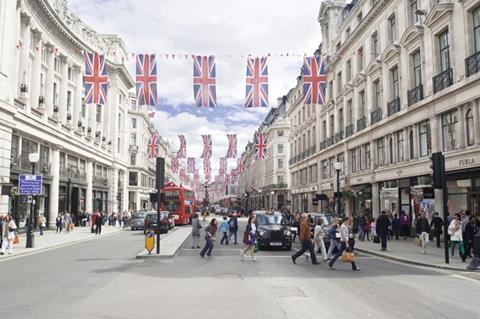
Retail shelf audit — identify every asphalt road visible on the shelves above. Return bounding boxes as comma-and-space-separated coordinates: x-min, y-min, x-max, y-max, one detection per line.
0, 223, 479, 319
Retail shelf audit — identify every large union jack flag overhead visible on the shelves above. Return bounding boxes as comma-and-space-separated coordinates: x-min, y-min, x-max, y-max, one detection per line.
147, 133, 160, 158
171, 157, 179, 173
136, 54, 158, 107
177, 135, 186, 158
201, 135, 212, 159
226, 134, 237, 158
302, 55, 327, 105
237, 158, 244, 173
254, 132, 268, 159
187, 157, 195, 173
244, 57, 269, 108
193, 56, 217, 107
83, 52, 108, 105
219, 157, 227, 176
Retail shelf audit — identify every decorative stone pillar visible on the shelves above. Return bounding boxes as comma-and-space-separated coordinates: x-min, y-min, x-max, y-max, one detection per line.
49, 147, 60, 228
86, 160, 93, 213
59, 56, 68, 123
45, 45, 55, 116
457, 105, 466, 149
111, 168, 119, 214
372, 182, 380, 218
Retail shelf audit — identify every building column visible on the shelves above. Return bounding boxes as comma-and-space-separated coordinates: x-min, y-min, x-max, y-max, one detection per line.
44, 45, 55, 116
457, 105, 466, 149
19, 20, 31, 102
123, 171, 128, 211
30, 31, 42, 110
49, 147, 60, 228
430, 115, 441, 153
474, 99, 480, 146
86, 160, 93, 213
111, 168, 119, 214
59, 56, 68, 123
372, 182, 380, 218
412, 124, 419, 159
404, 127, 410, 160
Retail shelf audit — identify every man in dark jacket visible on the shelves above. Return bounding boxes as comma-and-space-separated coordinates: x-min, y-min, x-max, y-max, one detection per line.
291, 213, 319, 265
227, 213, 239, 244
356, 214, 366, 241
376, 211, 391, 251
429, 212, 444, 248
416, 213, 430, 254
464, 216, 478, 258
391, 214, 401, 240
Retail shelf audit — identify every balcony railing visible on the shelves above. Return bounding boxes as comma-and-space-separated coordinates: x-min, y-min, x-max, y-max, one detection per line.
407, 84, 424, 106
326, 136, 335, 147
310, 145, 316, 155
94, 175, 109, 186
466, 51, 480, 77
271, 183, 288, 189
387, 97, 400, 116
433, 68, 453, 93
60, 166, 87, 181
371, 108, 382, 125
335, 130, 344, 143
319, 141, 326, 150
129, 145, 139, 152
357, 116, 367, 131
345, 124, 354, 138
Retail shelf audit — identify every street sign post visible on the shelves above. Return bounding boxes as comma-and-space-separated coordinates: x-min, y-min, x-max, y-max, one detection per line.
145, 230, 155, 254
18, 174, 43, 195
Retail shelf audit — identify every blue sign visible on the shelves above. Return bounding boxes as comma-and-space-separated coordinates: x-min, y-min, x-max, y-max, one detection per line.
18, 174, 43, 195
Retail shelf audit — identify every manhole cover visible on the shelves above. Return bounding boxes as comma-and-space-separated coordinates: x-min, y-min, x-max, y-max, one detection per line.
270, 286, 307, 298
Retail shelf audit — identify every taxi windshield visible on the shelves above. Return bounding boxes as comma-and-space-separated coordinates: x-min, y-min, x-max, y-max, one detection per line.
256, 213, 283, 225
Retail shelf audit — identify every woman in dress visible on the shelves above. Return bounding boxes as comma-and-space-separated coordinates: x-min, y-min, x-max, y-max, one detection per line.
241, 215, 257, 261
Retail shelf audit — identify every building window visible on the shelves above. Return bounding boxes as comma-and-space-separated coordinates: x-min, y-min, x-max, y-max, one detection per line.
442, 110, 458, 151
129, 172, 138, 186
409, 131, 415, 159
371, 32, 379, 58
67, 67, 73, 81
419, 120, 431, 157
131, 118, 137, 129
346, 59, 352, 82
277, 130, 284, 136
328, 157, 335, 178
277, 175, 285, 185
321, 160, 328, 179
81, 98, 86, 118
475, 7, 480, 53
347, 100, 353, 125
54, 57, 60, 73
388, 14, 397, 43
130, 133, 137, 146
377, 138, 385, 166
130, 153, 136, 166
373, 79, 381, 109
53, 82, 58, 105
41, 45, 47, 63
466, 109, 475, 146
396, 131, 404, 162
338, 108, 344, 132
311, 164, 318, 182
328, 80, 333, 100
410, 0, 418, 25
278, 159, 284, 169
10, 135, 19, 163
96, 105, 102, 123
357, 11, 363, 25
391, 66, 399, 98
130, 99, 136, 111
350, 149, 357, 173
357, 47, 364, 71
364, 143, 371, 170
412, 50, 422, 87
277, 144, 284, 154
439, 30, 450, 72
359, 90, 366, 117
66, 91, 72, 112
117, 137, 121, 153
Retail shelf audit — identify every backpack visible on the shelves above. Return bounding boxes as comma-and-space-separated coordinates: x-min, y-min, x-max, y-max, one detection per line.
229, 219, 236, 229
328, 227, 337, 239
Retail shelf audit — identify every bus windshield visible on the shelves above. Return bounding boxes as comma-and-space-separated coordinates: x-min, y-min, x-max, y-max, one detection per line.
164, 200, 180, 212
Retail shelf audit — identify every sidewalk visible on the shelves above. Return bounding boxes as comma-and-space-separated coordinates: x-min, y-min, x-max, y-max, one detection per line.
0, 225, 124, 261
136, 226, 192, 258
355, 237, 474, 271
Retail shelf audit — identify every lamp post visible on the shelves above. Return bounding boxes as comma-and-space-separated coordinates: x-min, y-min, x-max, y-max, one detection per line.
27, 152, 40, 248
333, 161, 342, 217
270, 190, 275, 210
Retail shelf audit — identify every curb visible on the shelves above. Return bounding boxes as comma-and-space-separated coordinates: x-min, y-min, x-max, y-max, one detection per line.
0, 229, 124, 262
355, 247, 473, 272
136, 228, 191, 259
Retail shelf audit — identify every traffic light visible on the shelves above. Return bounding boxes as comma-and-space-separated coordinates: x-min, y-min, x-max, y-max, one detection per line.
430, 152, 445, 189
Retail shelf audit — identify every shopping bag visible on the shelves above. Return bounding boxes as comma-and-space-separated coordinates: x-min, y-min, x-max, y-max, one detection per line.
13, 235, 20, 245
415, 237, 421, 246
340, 251, 355, 262
242, 231, 250, 245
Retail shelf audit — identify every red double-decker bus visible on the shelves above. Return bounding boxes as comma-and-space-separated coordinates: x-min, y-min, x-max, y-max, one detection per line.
161, 182, 196, 225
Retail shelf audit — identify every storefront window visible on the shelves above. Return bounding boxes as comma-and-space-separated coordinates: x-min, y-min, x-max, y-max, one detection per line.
442, 109, 458, 151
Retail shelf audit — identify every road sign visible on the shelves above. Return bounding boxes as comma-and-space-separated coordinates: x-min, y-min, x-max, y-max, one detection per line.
145, 230, 155, 254
18, 174, 43, 195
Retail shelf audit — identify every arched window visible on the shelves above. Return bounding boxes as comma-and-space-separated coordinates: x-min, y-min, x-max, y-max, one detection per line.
409, 131, 415, 159
466, 109, 474, 146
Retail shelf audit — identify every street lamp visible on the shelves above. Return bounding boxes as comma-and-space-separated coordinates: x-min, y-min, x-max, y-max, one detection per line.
333, 161, 342, 217
270, 191, 275, 210
27, 152, 40, 248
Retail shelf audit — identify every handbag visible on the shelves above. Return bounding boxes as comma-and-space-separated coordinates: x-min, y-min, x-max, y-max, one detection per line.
340, 250, 355, 262
242, 231, 250, 245
373, 235, 380, 243
415, 237, 421, 246
13, 234, 20, 245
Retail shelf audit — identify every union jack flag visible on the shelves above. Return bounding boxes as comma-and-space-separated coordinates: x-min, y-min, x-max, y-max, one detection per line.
147, 133, 160, 158
203, 157, 211, 176
244, 57, 269, 108
219, 157, 227, 175
302, 55, 327, 105
171, 157, 179, 173
237, 158, 244, 173
201, 135, 212, 159
187, 157, 195, 173
136, 54, 157, 107
226, 134, 237, 158
83, 52, 108, 105
193, 169, 200, 182
177, 135, 186, 158
254, 132, 268, 159
179, 168, 186, 182
193, 56, 217, 107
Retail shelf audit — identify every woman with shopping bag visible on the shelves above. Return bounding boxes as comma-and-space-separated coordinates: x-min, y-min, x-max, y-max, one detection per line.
241, 215, 257, 261
1, 216, 17, 255
328, 216, 359, 271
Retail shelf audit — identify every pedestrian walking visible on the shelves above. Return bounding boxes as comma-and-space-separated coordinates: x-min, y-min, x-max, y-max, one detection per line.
430, 212, 444, 248
371, 218, 378, 243
364, 216, 371, 241
95, 212, 103, 235
291, 213, 319, 265
328, 217, 359, 271
448, 213, 466, 262
400, 211, 410, 239
376, 211, 391, 251
219, 216, 229, 245
291, 212, 300, 242
227, 213, 239, 244
38, 214, 46, 236
191, 213, 201, 249
416, 213, 430, 254
356, 214, 366, 241
392, 213, 400, 240
55, 214, 63, 233
241, 215, 257, 261
464, 216, 478, 258
64, 212, 72, 233
313, 218, 328, 261
200, 218, 217, 258
1, 216, 17, 255
327, 218, 341, 259
0, 215, 3, 250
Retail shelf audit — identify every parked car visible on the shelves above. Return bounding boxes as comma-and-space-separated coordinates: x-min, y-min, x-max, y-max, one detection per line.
254, 211, 292, 251
130, 212, 147, 230
308, 212, 334, 245
144, 212, 169, 234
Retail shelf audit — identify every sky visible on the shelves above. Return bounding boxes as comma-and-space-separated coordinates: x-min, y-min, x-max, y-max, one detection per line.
69, 0, 322, 177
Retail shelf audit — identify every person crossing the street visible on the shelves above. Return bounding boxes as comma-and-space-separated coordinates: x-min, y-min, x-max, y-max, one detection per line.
416, 212, 430, 254
190, 213, 201, 249
241, 215, 257, 261
328, 216, 359, 271
291, 213, 319, 265
227, 213, 238, 245
200, 218, 217, 258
